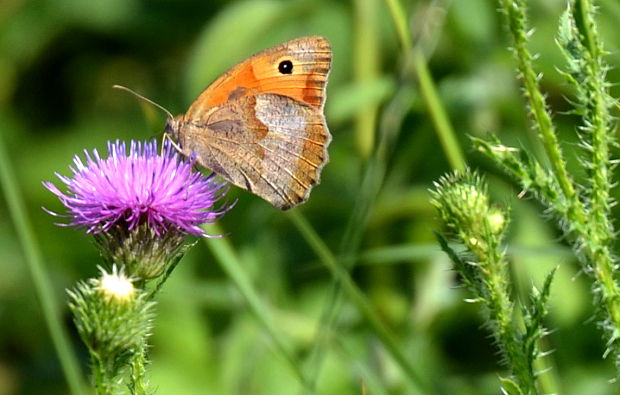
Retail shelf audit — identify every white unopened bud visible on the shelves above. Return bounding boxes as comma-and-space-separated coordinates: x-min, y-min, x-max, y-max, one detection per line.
97, 266, 135, 302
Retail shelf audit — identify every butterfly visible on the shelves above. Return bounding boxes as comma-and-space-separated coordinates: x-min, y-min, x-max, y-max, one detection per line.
164, 36, 332, 210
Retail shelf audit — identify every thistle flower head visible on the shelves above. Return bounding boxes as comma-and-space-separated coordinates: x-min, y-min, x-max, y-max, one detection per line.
44, 139, 229, 237
44, 139, 232, 279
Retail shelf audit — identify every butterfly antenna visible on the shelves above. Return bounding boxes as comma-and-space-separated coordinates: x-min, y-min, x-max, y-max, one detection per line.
112, 84, 174, 120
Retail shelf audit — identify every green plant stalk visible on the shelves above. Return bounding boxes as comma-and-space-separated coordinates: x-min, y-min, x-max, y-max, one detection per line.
0, 131, 86, 394
300, 85, 417, 392
301, 2, 463, 388
384, 0, 466, 172
572, 0, 613, 241
532, 341, 559, 395
202, 225, 311, 390
303, 68, 419, 394
287, 210, 431, 394
384, 0, 412, 50
347, 0, 465, 269
354, 0, 380, 158
91, 353, 114, 395
454, 208, 532, 389
413, 48, 466, 172
571, 0, 620, 332
484, 238, 536, 392
591, 245, 620, 333
499, 0, 585, 224
574, 0, 600, 54
129, 345, 148, 395
496, 0, 620, 370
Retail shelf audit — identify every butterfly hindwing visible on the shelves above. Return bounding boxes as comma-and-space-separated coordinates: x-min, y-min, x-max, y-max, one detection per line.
177, 93, 329, 209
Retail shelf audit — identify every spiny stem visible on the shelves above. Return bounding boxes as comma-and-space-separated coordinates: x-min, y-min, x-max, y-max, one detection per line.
91, 353, 114, 395
495, 0, 620, 373
571, 0, 613, 245
485, 235, 538, 390
499, 0, 586, 226
129, 345, 149, 395
569, 0, 620, 362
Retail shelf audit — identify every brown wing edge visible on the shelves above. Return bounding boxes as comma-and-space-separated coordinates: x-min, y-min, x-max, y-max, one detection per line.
260, 94, 331, 210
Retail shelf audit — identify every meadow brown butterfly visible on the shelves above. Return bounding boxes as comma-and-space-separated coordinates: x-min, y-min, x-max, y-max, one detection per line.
164, 36, 332, 210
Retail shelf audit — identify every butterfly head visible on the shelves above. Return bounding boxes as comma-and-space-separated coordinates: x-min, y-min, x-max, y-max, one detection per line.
164, 117, 178, 138
165, 114, 188, 142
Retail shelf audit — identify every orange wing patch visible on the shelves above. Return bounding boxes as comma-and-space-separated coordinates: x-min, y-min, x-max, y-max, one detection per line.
185, 36, 331, 120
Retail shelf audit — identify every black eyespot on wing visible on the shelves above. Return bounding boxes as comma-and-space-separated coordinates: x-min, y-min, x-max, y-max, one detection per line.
278, 60, 293, 74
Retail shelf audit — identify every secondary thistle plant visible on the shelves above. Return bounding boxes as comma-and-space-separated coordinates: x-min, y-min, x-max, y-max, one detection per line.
44, 139, 230, 394
434, 0, 619, 393
481, 0, 620, 371
431, 171, 554, 395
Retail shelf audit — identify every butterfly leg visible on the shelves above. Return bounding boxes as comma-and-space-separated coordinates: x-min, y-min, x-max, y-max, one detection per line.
163, 132, 185, 155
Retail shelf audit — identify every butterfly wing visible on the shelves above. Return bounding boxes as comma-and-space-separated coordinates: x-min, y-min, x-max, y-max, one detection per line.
184, 36, 331, 118
177, 93, 330, 209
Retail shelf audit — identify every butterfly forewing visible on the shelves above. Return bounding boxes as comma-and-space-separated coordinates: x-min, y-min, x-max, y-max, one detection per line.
185, 36, 331, 117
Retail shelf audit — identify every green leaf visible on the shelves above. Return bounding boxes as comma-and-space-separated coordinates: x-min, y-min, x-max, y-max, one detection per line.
499, 377, 525, 395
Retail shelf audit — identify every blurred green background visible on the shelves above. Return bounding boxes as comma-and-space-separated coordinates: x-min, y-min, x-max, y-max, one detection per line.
2, 0, 620, 393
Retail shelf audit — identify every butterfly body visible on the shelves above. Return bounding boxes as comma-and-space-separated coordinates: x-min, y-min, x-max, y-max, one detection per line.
166, 36, 332, 210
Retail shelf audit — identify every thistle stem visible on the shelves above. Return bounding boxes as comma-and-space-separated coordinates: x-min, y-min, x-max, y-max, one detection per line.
571, 0, 620, 335
499, 0, 586, 225
91, 353, 114, 395
495, 0, 620, 372
129, 345, 149, 395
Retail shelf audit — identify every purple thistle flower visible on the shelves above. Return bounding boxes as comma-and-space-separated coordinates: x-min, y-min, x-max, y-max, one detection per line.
44, 139, 230, 237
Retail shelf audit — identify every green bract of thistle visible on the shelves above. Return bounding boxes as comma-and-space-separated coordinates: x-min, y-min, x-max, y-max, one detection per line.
431, 171, 507, 256
94, 222, 194, 280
